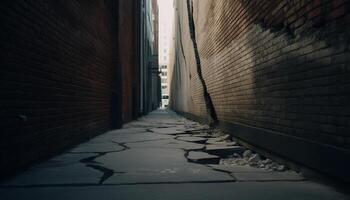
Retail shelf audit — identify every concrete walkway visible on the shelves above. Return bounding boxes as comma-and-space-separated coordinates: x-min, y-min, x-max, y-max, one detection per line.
1, 110, 348, 200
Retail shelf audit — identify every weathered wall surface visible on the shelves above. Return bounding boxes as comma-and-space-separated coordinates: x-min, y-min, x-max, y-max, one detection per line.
169, 0, 207, 119
170, 0, 350, 181
0, 0, 124, 178
119, 0, 140, 122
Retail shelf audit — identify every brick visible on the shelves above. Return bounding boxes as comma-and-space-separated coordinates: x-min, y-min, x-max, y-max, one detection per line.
170, 0, 350, 151
0, 0, 141, 179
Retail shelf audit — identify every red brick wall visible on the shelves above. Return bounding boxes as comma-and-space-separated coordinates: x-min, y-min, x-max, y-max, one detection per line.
170, 0, 350, 149
119, 0, 140, 122
0, 0, 121, 178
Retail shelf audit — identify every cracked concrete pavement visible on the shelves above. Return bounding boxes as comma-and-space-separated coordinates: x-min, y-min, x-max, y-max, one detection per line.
0, 109, 348, 200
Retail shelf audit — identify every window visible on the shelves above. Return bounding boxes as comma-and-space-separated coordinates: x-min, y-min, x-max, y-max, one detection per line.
162, 72, 167, 76
162, 95, 169, 99
161, 65, 167, 69
162, 85, 167, 89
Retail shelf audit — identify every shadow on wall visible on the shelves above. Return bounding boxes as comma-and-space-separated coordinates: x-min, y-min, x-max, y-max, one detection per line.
0, 0, 119, 179
170, 0, 350, 182
201, 0, 349, 149
239, 0, 350, 149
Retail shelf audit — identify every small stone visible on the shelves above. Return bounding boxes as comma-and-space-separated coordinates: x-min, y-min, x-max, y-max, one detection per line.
277, 165, 286, 172
248, 154, 261, 167
248, 154, 261, 163
236, 158, 248, 166
270, 162, 279, 170
233, 153, 241, 158
220, 134, 231, 141
243, 150, 252, 158
262, 158, 272, 164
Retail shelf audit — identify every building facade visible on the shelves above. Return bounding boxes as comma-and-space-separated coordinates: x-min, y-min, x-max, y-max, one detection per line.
169, 0, 350, 182
158, 0, 174, 108
0, 0, 160, 179
140, 0, 161, 113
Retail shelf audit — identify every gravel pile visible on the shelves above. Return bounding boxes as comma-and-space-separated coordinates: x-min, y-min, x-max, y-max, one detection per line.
220, 149, 288, 172
207, 129, 289, 172
187, 125, 290, 172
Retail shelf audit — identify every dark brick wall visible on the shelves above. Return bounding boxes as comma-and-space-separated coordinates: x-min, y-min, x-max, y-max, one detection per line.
0, 0, 120, 178
119, 0, 140, 122
170, 0, 350, 179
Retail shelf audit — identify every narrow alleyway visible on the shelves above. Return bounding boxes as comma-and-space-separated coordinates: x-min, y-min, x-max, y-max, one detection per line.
1, 110, 347, 200
1, 0, 350, 199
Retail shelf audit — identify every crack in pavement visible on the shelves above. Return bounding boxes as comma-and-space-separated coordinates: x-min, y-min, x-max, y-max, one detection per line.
0, 180, 237, 189
78, 145, 129, 184
68, 142, 128, 155
69, 149, 125, 155
79, 152, 108, 164
3, 110, 324, 198
205, 164, 240, 180
85, 164, 124, 185
146, 128, 153, 132
112, 142, 130, 150
82, 131, 228, 184
186, 129, 211, 134
120, 138, 174, 144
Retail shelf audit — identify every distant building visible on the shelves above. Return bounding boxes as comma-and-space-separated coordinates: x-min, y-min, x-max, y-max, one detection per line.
158, 0, 174, 108
160, 64, 169, 107
140, 0, 161, 113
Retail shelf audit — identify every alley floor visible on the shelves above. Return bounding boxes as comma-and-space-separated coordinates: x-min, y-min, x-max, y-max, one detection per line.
0, 110, 348, 200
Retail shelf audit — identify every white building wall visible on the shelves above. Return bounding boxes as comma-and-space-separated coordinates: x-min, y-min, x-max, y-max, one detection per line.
158, 0, 174, 108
